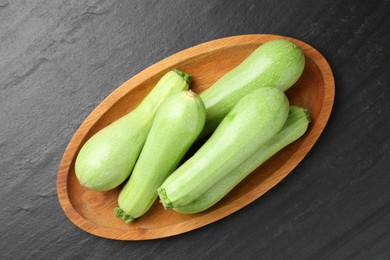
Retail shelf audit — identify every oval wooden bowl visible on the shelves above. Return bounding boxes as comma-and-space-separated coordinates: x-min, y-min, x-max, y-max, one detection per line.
57, 34, 334, 240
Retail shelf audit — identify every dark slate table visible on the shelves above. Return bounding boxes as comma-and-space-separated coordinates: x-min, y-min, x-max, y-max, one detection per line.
1, 0, 389, 259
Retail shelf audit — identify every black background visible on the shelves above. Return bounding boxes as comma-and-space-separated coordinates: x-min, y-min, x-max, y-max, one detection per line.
1, 0, 390, 259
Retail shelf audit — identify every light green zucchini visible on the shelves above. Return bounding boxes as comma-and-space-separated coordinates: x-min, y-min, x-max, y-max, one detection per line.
157, 87, 289, 209
114, 91, 206, 223
174, 106, 310, 214
200, 39, 305, 137
75, 70, 191, 191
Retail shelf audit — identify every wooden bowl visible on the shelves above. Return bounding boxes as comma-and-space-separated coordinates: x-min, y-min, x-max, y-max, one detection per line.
57, 34, 334, 240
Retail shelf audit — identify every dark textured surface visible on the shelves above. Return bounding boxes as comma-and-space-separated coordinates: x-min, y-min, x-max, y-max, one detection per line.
1, 0, 390, 259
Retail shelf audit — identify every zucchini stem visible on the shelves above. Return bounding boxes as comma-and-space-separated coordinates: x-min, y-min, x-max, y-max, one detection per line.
173, 69, 192, 85
114, 205, 134, 223
303, 108, 311, 123
157, 188, 173, 209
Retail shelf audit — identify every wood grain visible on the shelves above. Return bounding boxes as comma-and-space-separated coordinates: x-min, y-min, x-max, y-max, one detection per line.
56, 34, 334, 240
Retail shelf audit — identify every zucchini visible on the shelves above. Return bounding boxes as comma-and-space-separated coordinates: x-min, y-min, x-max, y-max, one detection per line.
200, 39, 305, 137
75, 70, 191, 191
157, 87, 289, 209
114, 91, 206, 223
174, 106, 310, 213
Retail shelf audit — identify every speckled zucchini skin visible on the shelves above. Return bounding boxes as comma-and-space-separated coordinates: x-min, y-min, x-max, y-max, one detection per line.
200, 39, 304, 137
75, 70, 190, 191
116, 91, 206, 222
